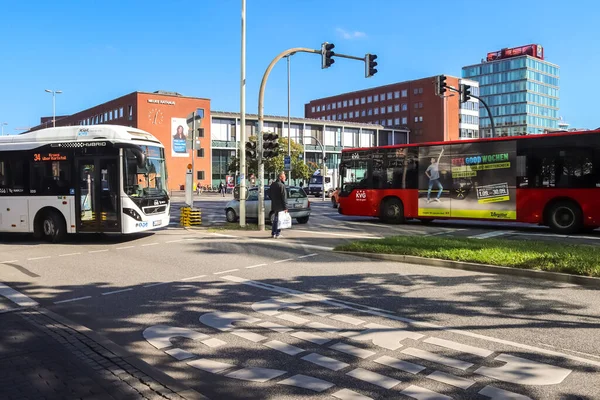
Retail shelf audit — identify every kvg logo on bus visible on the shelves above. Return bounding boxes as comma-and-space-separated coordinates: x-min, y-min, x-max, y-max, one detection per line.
355, 190, 367, 201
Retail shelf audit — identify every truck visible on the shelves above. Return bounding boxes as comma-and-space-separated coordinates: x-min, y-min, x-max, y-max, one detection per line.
307, 169, 338, 198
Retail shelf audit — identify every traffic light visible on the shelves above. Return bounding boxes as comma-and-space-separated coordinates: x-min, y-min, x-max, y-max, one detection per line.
436, 75, 447, 96
262, 133, 279, 159
365, 53, 378, 78
460, 84, 472, 103
245, 141, 257, 159
321, 42, 335, 69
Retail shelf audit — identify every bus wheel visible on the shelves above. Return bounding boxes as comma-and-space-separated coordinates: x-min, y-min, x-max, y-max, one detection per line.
381, 198, 405, 224
547, 201, 582, 234
40, 210, 67, 243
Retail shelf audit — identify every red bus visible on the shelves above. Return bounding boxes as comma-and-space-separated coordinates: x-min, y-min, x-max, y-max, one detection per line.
337, 129, 600, 234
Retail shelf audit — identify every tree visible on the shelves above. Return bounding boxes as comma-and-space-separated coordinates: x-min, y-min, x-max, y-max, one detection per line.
228, 135, 312, 183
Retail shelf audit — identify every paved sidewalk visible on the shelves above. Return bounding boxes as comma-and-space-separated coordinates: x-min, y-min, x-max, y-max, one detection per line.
0, 308, 207, 400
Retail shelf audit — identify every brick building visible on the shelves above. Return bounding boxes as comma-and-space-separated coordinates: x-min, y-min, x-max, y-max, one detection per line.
304, 75, 480, 143
29, 91, 211, 191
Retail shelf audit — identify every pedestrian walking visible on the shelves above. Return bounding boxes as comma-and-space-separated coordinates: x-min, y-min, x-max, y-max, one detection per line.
269, 171, 288, 239
219, 182, 225, 197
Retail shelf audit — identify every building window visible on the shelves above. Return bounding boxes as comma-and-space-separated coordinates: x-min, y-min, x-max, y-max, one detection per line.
197, 171, 205, 180
361, 97, 366, 104
394, 105, 400, 112
419, 88, 423, 94
414, 88, 418, 95
338, 114, 342, 120
317, 106, 321, 112
361, 110, 366, 117
374, 94, 379, 102
368, 109, 373, 116
367, 96, 372, 103
382, 120, 386, 126
387, 119, 392, 126
401, 89, 407, 97
387, 106, 392, 113
197, 148, 205, 157
332, 103, 336, 110
394, 91, 400, 98
86, 118, 90, 125
402, 117, 407, 124
119, 107, 124, 118
109, 110, 113, 120
402, 103, 408, 111
311, 106, 316, 113
414, 103, 419, 109
355, 98, 360, 105
333, 115, 337, 120
343, 112, 348, 118
415, 116, 419, 122
387, 92, 392, 100
325, 104, 330, 110
374, 108, 379, 115
326, 115, 331, 120
419, 116, 423, 122
349, 111, 354, 118
337, 101, 342, 108
380, 106, 385, 114
128, 105, 133, 120
100, 114, 104, 123
349, 99, 354, 106
394, 118, 400, 125
343, 100, 348, 107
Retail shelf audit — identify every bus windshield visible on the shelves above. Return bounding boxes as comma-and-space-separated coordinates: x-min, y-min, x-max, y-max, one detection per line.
340, 160, 369, 194
124, 146, 168, 197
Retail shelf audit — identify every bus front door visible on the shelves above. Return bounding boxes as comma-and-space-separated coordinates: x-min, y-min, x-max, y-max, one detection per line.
76, 157, 121, 233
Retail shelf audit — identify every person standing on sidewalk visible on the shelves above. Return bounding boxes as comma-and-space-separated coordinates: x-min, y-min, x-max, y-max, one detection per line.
269, 171, 288, 239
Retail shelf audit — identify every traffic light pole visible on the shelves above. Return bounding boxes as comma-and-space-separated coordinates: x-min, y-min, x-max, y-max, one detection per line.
239, 0, 247, 226
257, 46, 372, 230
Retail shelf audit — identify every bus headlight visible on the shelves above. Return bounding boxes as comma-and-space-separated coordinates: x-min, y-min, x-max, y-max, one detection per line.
123, 207, 143, 221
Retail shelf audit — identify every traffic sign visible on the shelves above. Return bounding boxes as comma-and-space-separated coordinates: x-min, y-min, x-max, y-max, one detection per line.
284, 155, 291, 170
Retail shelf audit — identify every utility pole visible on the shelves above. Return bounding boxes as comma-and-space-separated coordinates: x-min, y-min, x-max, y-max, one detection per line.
257, 44, 377, 230
239, 0, 247, 226
287, 54, 292, 185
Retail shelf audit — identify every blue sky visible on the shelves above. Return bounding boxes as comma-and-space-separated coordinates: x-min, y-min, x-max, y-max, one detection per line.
1, 0, 598, 133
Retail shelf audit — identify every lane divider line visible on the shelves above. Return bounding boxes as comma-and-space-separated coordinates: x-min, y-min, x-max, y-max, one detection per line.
214, 269, 239, 275
102, 288, 134, 296
54, 296, 92, 304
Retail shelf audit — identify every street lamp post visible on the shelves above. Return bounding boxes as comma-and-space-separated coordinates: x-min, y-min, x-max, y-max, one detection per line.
44, 89, 63, 127
239, 0, 247, 227
286, 54, 293, 185
1, 122, 7, 136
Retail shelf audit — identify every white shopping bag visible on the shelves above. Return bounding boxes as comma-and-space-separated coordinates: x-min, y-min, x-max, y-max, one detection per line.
277, 211, 292, 230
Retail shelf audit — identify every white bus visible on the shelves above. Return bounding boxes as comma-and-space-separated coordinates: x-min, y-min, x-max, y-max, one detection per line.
0, 125, 170, 242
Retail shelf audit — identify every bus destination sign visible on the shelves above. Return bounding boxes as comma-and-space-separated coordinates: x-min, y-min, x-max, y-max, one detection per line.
34, 152, 68, 162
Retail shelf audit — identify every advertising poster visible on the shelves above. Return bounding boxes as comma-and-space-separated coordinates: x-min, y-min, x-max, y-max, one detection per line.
417, 141, 517, 220
171, 117, 188, 157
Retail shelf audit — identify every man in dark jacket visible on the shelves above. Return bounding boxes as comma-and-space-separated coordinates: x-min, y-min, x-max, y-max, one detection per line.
269, 171, 288, 238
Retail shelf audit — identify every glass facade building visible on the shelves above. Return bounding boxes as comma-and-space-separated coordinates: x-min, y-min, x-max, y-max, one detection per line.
462, 55, 559, 137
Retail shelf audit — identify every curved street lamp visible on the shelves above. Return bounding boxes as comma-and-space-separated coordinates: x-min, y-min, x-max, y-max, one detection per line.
45, 89, 63, 127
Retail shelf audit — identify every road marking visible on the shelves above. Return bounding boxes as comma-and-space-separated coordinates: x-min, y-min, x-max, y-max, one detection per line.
142, 243, 159, 247
428, 370, 475, 389
187, 358, 234, 374
252, 298, 303, 316
0, 283, 39, 307
102, 288, 133, 296
209, 233, 237, 238
258, 321, 293, 333
214, 269, 239, 275
246, 263, 267, 269
225, 367, 286, 383
302, 306, 331, 317
276, 313, 309, 325
306, 321, 343, 333
277, 374, 335, 392
88, 249, 109, 253
424, 337, 494, 357
165, 348, 196, 361
166, 239, 186, 243
202, 338, 226, 348
27, 256, 51, 260
180, 275, 207, 281
294, 230, 382, 239
331, 314, 366, 326
537, 343, 600, 360
0, 260, 18, 264
143, 281, 171, 288
199, 311, 260, 331
474, 353, 571, 385
400, 384, 453, 400
469, 230, 513, 239
301, 353, 349, 371
264, 340, 304, 356
346, 368, 401, 389
116, 246, 134, 250
330, 342, 376, 359
273, 258, 294, 264
291, 331, 331, 345
340, 323, 424, 351
221, 275, 600, 368
231, 329, 268, 343
332, 389, 373, 400
401, 348, 473, 371
297, 253, 318, 259
143, 325, 210, 349
59, 252, 81, 257
54, 296, 92, 304
478, 385, 532, 399
373, 355, 426, 375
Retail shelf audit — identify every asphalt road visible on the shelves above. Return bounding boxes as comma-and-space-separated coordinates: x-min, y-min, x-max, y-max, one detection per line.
1, 195, 600, 399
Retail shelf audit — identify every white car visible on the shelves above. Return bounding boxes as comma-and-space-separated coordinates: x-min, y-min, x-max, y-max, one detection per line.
225, 186, 311, 224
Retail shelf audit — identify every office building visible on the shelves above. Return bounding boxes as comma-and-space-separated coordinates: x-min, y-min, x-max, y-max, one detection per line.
304, 76, 480, 143
28, 91, 407, 189
462, 44, 560, 137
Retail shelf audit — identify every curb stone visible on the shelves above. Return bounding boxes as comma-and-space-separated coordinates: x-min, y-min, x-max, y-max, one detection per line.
35, 307, 210, 400
334, 251, 600, 289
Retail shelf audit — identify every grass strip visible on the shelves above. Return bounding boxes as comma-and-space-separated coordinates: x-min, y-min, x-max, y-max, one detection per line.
335, 235, 600, 277
207, 223, 259, 232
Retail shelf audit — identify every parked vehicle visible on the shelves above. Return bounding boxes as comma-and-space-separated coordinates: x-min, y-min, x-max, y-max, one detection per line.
307, 169, 337, 198
225, 186, 311, 224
